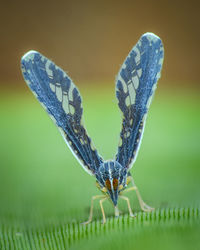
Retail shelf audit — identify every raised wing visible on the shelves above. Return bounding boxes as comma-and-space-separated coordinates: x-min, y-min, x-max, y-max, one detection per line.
21, 51, 103, 175
115, 33, 164, 170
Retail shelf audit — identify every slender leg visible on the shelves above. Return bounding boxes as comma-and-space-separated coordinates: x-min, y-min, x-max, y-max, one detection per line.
82, 195, 106, 225
114, 206, 120, 217
121, 186, 136, 194
121, 178, 154, 212
99, 197, 108, 224
119, 195, 135, 217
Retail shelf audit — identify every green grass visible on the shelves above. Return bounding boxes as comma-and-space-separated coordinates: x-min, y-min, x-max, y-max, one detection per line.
0, 85, 200, 249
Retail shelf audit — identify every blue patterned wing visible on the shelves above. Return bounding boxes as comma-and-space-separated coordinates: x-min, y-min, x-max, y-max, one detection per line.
115, 33, 164, 170
21, 51, 103, 175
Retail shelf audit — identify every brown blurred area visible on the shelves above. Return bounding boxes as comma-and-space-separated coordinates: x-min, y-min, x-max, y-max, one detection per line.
0, 0, 199, 87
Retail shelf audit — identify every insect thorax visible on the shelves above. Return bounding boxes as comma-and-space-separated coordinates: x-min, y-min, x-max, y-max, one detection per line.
95, 161, 128, 205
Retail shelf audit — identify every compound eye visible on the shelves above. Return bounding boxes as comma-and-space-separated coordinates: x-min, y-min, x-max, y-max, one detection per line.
105, 179, 112, 191
113, 178, 119, 190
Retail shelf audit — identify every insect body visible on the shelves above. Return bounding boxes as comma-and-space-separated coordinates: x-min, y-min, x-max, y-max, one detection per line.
21, 32, 164, 224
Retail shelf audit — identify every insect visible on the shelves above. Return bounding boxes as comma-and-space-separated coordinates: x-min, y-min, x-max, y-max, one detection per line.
21, 32, 164, 224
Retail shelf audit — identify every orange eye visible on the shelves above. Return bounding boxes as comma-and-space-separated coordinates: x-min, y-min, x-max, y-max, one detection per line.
113, 178, 118, 190
105, 179, 111, 191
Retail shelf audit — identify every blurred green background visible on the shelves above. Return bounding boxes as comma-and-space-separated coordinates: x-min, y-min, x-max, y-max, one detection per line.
0, 0, 200, 249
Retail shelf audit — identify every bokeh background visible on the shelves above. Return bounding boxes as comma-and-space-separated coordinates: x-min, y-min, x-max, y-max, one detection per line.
1, 0, 200, 85
0, 0, 200, 249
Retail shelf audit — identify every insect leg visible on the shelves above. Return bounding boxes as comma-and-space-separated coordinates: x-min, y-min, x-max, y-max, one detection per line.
82, 195, 106, 225
114, 206, 120, 217
119, 195, 135, 217
99, 197, 108, 224
122, 177, 154, 212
